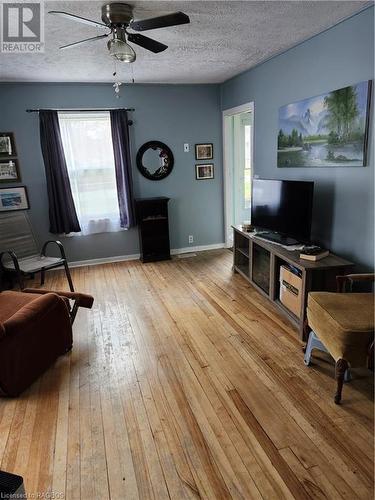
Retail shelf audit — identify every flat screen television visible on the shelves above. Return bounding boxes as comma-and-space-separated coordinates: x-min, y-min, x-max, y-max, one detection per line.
251, 179, 314, 243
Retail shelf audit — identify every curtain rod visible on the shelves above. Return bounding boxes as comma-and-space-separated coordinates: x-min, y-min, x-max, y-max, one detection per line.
26, 107, 135, 113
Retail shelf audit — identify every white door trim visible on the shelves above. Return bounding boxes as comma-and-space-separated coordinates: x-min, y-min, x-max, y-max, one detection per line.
222, 101, 254, 248
223, 102, 254, 117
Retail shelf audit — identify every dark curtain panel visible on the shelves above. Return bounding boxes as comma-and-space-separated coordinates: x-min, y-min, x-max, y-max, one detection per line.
39, 110, 81, 234
110, 110, 136, 229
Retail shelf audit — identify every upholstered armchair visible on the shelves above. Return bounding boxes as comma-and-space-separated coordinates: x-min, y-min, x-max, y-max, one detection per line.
305, 273, 374, 404
0, 288, 93, 397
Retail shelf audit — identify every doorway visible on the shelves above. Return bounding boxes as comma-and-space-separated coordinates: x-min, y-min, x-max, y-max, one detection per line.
223, 102, 254, 248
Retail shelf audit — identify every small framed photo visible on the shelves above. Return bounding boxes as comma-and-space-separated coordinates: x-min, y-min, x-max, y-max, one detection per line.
0, 159, 21, 183
0, 132, 17, 158
0, 186, 29, 212
196, 163, 214, 180
195, 143, 213, 160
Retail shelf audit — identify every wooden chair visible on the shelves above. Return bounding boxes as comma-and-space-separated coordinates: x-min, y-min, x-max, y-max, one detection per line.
305, 273, 374, 404
0, 212, 74, 291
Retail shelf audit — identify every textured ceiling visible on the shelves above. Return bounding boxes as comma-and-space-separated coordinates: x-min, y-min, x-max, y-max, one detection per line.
0, 1, 370, 84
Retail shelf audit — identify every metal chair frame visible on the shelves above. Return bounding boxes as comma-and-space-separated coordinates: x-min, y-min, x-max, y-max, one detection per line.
0, 213, 74, 291
304, 330, 352, 382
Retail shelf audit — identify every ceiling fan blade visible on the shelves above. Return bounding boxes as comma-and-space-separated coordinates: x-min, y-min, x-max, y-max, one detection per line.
49, 11, 108, 29
60, 33, 109, 50
127, 33, 167, 53
130, 12, 189, 32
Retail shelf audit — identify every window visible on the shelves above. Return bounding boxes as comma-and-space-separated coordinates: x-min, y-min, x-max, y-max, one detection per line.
58, 112, 121, 235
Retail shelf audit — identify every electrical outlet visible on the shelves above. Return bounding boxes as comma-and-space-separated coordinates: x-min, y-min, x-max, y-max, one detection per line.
188, 235, 194, 244
184, 143, 190, 152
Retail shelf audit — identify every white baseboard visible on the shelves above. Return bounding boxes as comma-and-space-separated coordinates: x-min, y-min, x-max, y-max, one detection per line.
66, 243, 225, 269
171, 242, 225, 255
68, 253, 140, 268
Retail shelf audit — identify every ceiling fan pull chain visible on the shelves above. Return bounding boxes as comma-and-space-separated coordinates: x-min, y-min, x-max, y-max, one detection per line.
112, 59, 122, 98
113, 80, 122, 98
131, 64, 135, 84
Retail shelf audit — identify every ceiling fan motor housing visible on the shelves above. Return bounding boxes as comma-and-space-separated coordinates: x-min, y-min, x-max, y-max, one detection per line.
101, 3, 133, 26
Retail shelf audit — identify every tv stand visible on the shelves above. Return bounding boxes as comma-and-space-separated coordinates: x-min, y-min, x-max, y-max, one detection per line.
256, 231, 299, 246
232, 226, 353, 339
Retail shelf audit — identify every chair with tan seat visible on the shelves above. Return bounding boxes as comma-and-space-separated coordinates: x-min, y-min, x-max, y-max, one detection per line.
0, 212, 74, 291
305, 274, 374, 404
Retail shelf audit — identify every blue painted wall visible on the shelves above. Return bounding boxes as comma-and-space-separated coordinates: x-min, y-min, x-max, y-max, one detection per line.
0, 83, 224, 261
1, 8, 373, 268
221, 8, 374, 269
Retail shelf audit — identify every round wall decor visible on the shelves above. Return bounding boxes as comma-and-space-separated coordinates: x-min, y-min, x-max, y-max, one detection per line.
136, 141, 174, 181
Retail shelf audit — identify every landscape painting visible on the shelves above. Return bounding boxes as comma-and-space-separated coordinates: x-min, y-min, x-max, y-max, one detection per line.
277, 80, 371, 167
0, 186, 29, 211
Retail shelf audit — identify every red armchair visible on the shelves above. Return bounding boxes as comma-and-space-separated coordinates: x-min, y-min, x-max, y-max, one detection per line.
0, 288, 93, 397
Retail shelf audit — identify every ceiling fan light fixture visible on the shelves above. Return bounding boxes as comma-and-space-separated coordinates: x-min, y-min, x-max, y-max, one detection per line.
108, 38, 136, 62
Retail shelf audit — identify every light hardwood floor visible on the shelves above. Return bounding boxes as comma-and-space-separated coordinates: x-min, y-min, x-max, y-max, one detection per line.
0, 250, 373, 499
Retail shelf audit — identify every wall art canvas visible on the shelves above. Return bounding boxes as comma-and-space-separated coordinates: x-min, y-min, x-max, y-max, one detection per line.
0, 132, 17, 158
0, 159, 21, 183
195, 143, 213, 160
0, 186, 29, 211
195, 163, 214, 180
277, 80, 372, 167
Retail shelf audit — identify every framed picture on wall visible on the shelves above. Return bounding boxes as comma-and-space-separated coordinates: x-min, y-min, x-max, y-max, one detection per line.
277, 80, 372, 167
195, 143, 213, 160
196, 163, 214, 180
0, 186, 29, 212
0, 132, 17, 159
0, 159, 21, 183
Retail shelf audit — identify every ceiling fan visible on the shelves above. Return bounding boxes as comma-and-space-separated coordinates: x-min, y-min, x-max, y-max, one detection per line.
49, 3, 190, 63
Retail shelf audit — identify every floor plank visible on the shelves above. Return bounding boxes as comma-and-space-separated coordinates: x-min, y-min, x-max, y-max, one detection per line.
0, 250, 373, 499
